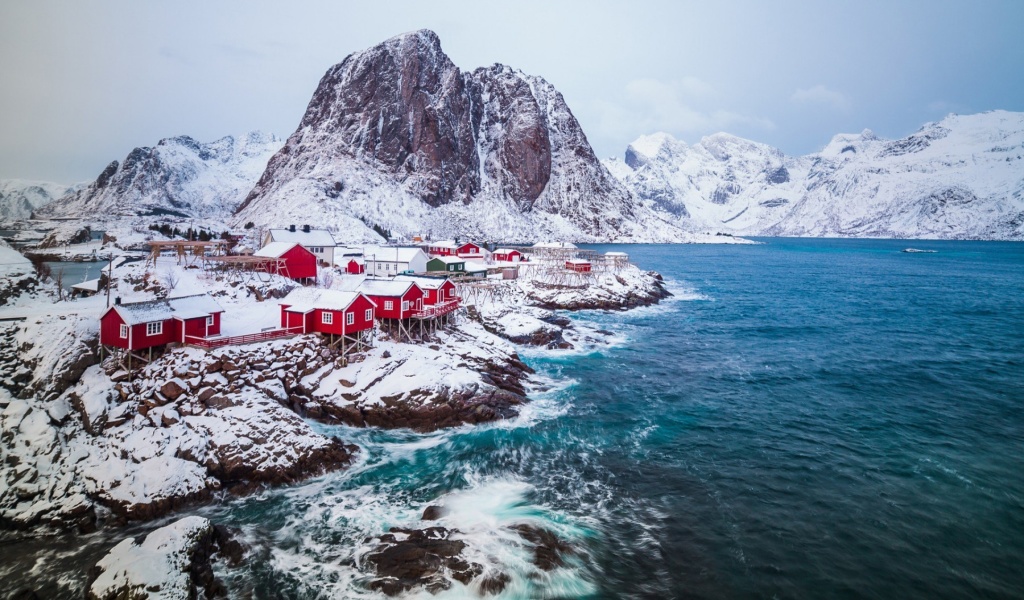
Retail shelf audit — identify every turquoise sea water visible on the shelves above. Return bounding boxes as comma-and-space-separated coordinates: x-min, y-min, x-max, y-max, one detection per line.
6, 238, 1024, 598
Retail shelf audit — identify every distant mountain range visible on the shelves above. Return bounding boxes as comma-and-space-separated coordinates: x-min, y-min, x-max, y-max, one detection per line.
5, 30, 1022, 243
32, 132, 282, 222
605, 111, 1024, 240
0, 180, 75, 221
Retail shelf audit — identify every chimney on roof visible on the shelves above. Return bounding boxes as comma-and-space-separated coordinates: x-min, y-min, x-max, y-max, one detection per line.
115, 297, 121, 305
303, 224, 311, 233
289, 224, 296, 232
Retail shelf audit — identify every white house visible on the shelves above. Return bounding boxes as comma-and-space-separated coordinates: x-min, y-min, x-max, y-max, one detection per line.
262, 226, 339, 266
363, 247, 430, 277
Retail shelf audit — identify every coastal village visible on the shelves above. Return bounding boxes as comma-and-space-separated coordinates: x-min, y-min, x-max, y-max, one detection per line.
0, 217, 671, 596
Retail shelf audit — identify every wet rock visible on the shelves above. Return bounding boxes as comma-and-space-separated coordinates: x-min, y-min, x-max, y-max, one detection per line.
421, 505, 446, 521
510, 524, 576, 571
363, 526, 483, 596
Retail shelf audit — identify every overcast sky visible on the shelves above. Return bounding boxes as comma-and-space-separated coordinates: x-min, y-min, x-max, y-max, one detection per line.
2, 0, 1022, 183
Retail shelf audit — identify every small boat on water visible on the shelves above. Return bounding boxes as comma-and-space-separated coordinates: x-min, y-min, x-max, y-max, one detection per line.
902, 248, 938, 253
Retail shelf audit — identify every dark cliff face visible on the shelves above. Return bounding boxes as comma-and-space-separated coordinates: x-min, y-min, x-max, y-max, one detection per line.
241, 30, 481, 211
238, 30, 600, 218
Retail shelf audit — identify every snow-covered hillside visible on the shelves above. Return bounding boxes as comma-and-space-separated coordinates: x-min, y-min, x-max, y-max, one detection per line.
606, 111, 1024, 240
234, 30, 684, 243
35, 132, 282, 222
0, 179, 73, 221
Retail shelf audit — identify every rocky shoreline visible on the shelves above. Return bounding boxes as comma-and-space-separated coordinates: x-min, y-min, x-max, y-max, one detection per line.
0, 263, 669, 597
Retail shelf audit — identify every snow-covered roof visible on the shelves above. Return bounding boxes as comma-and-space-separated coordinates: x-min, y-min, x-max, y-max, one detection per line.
168, 295, 225, 320
338, 246, 364, 257
357, 278, 419, 297
429, 240, 459, 249
364, 247, 426, 263
566, 258, 591, 264
254, 241, 300, 258
493, 248, 520, 254
280, 288, 366, 313
110, 294, 223, 326
464, 261, 489, 273
267, 228, 337, 247
429, 255, 464, 264
394, 275, 451, 290
72, 279, 102, 292
533, 241, 577, 249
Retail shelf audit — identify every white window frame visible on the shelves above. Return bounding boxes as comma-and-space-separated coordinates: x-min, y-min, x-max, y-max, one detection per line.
146, 321, 163, 336
206, 315, 214, 326
401, 301, 409, 311
119, 324, 128, 339
346, 312, 354, 325
384, 300, 394, 311
322, 311, 333, 325
364, 308, 373, 321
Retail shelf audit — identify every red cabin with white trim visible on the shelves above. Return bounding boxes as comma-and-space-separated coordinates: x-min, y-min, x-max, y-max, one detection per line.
254, 241, 317, 282
279, 288, 376, 335
100, 294, 224, 351
492, 248, 523, 262
394, 275, 458, 306
565, 259, 592, 273
357, 279, 425, 319
455, 242, 483, 258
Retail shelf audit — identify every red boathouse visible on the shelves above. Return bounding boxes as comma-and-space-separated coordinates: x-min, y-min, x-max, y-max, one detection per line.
254, 241, 317, 282
100, 294, 225, 353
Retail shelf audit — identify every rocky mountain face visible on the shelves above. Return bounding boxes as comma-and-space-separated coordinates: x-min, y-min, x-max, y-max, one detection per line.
234, 30, 678, 243
0, 179, 73, 221
604, 111, 1024, 240
35, 132, 282, 222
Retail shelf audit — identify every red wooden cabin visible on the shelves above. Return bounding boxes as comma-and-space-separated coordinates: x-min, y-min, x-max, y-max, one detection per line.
492, 248, 523, 262
254, 241, 317, 282
279, 288, 376, 336
100, 294, 224, 351
394, 275, 458, 306
356, 279, 425, 320
455, 242, 483, 258
344, 258, 365, 274
565, 259, 592, 273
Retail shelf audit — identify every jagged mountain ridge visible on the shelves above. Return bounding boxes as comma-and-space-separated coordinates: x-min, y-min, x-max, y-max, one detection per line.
0, 180, 74, 221
233, 30, 680, 243
35, 132, 282, 221
605, 111, 1024, 240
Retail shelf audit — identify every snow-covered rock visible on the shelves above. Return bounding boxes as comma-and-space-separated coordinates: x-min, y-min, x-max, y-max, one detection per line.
607, 110, 1024, 240
234, 30, 684, 243
87, 516, 227, 600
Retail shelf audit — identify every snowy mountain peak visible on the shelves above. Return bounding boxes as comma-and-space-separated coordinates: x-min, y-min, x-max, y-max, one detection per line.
234, 31, 683, 242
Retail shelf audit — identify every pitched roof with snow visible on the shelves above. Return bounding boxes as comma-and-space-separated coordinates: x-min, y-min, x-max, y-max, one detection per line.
364, 247, 427, 263
429, 256, 464, 264
280, 288, 367, 313
566, 258, 591, 265
254, 241, 301, 258
111, 294, 223, 325
429, 240, 459, 249
357, 278, 420, 297
394, 275, 451, 290
492, 248, 520, 254
168, 294, 225, 319
268, 228, 337, 247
